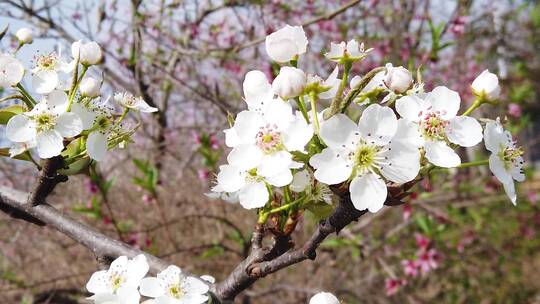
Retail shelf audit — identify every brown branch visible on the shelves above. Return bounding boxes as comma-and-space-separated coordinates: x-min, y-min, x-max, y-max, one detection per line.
0, 185, 169, 272
27, 156, 67, 206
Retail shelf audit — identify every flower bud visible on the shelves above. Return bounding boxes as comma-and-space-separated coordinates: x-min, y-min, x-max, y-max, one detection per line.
0, 54, 25, 87
471, 69, 500, 101
243, 70, 271, 102
79, 77, 101, 97
384, 63, 413, 93
265, 25, 308, 63
271, 66, 306, 99
15, 28, 33, 44
72, 41, 102, 66
309, 292, 340, 304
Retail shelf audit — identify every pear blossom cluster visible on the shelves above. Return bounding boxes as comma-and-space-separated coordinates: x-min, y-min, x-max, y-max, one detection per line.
85, 255, 210, 304
0, 29, 156, 167
210, 24, 526, 216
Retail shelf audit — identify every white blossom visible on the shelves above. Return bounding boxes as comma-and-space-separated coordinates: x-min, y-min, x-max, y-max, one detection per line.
471, 69, 500, 101
31, 52, 73, 94
325, 39, 372, 62
15, 27, 33, 44
217, 99, 313, 208
272, 66, 306, 100
384, 63, 413, 93
86, 254, 149, 304
0, 54, 25, 87
71, 97, 114, 161
6, 90, 83, 159
484, 119, 525, 205
309, 292, 340, 304
139, 265, 209, 304
114, 92, 158, 113
265, 25, 308, 62
72, 40, 102, 66
396, 86, 483, 167
310, 104, 421, 213
243, 70, 273, 110
80, 77, 101, 97
306, 66, 341, 100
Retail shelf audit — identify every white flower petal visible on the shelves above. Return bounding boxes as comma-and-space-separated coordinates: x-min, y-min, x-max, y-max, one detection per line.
319, 113, 359, 150
489, 153, 512, 184
349, 173, 387, 213
139, 277, 166, 298
392, 118, 424, 148
157, 265, 181, 284
424, 140, 460, 168
262, 98, 294, 129
0, 54, 25, 86
232, 111, 263, 145
283, 114, 313, 151
380, 143, 420, 183
32, 70, 59, 94
71, 103, 98, 130
6, 114, 36, 143
483, 119, 506, 153
258, 151, 293, 178
310, 148, 352, 185
227, 144, 263, 170
87, 131, 108, 161
310, 292, 340, 304
86, 270, 110, 294
183, 277, 210, 295
55, 112, 83, 138
425, 86, 460, 120
290, 169, 311, 192
265, 168, 293, 187
115, 286, 140, 304
238, 181, 268, 209
502, 179, 517, 206
216, 165, 246, 193
224, 128, 240, 148
395, 95, 429, 122
36, 130, 64, 158
47, 90, 70, 114
358, 104, 397, 146
446, 116, 483, 147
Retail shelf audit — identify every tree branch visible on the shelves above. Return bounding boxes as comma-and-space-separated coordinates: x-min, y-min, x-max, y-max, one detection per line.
0, 185, 169, 272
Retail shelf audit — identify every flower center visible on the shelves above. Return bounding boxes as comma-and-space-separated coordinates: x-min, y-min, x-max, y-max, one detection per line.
109, 274, 125, 292
35, 113, 57, 132
36, 54, 57, 70
255, 124, 282, 153
168, 284, 185, 299
498, 146, 524, 170
347, 141, 390, 176
95, 115, 111, 132
420, 111, 448, 140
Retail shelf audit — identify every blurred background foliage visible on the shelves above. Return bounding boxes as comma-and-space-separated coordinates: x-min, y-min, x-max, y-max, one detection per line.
0, 0, 539, 303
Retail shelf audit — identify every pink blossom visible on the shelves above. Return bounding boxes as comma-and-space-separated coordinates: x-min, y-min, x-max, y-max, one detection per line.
507, 103, 522, 118
402, 204, 412, 221
385, 278, 407, 296
198, 169, 211, 182
192, 131, 202, 145
528, 191, 538, 205
128, 233, 141, 249
401, 259, 419, 277
417, 248, 440, 274
209, 135, 220, 150
415, 234, 430, 251
450, 16, 469, 36
142, 194, 154, 205
84, 179, 99, 195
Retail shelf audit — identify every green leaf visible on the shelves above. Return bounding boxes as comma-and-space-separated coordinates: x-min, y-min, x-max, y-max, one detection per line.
58, 158, 90, 175
0, 105, 25, 125
0, 148, 32, 162
415, 215, 432, 235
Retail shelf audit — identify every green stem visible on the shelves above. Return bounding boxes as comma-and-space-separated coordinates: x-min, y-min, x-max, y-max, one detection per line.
114, 108, 130, 127
309, 92, 320, 134
462, 98, 482, 116
457, 159, 489, 168
327, 62, 351, 116
16, 83, 36, 108
67, 65, 88, 111
261, 196, 306, 218
295, 95, 309, 123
